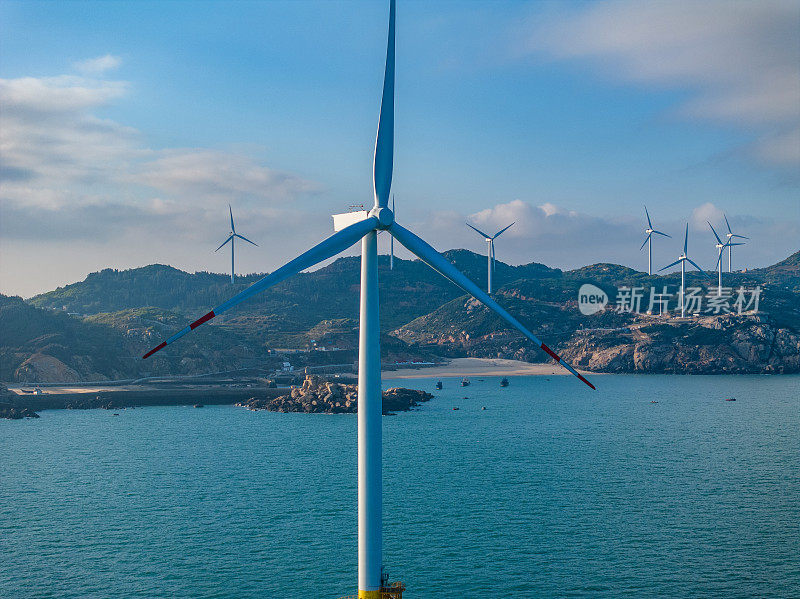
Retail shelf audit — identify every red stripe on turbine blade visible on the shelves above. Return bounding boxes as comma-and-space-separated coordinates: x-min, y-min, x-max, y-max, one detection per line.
142, 341, 167, 360
576, 372, 596, 391
190, 310, 216, 330
540, 343, 561, 362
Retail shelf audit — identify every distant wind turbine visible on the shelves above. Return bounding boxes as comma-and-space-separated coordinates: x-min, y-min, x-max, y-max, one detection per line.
466, 221, 515, 294
708, 221, 744, 296
659, 224, 709, 317
215, 205, 258, 284
640, 206, 670, 275
723, 213, 748, 273
144, 2, 593, 595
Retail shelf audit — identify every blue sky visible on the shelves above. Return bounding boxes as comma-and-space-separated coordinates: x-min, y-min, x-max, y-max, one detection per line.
1, 0, 798, 296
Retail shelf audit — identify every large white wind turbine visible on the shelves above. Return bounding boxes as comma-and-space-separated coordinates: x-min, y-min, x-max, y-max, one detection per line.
215, 205, 258, 284
708, 221, 744, 296
466, 221, 514, 294
723, 213, 748, 273
143, 2, 594, 595
640, 206, 670, 275
659, 224, 709, 317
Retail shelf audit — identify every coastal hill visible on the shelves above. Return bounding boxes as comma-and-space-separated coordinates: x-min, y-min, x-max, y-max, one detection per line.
3, 249, 798, 382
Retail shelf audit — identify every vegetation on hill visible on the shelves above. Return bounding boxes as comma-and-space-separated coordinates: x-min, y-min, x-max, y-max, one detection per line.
5, 248, 799, 381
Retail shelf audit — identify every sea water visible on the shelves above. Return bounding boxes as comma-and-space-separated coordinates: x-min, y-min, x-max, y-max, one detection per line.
2, 375, 798, 598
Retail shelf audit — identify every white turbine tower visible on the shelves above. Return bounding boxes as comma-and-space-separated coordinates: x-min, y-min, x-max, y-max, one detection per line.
466, 222, 514, 294
659, 224, 708, 317
708, 221, 744, 296
723, 213, 748, 273
640, 206, 670, 275
389, 195, 395, 270
143, 2, 594, 595
215, 205, 258, 284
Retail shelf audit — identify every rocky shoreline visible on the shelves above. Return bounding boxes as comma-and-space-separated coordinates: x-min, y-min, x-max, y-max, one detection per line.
0, 403, 40, 419
237, 375, 434, 414
0, 385, 284, 419
0, 378, 435, 419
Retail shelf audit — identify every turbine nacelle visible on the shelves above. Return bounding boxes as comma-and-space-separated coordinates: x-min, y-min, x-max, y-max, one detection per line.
369, 206, 394, 229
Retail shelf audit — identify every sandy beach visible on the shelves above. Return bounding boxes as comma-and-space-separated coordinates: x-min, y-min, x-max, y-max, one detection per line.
386, 358, 588, 379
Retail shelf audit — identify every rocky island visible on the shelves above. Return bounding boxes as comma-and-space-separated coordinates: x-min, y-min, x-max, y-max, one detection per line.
237, 375, 433, 414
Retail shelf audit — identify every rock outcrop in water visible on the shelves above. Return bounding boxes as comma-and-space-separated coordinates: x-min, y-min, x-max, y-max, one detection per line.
0, 384, 39, 419
237, 375, 433, 414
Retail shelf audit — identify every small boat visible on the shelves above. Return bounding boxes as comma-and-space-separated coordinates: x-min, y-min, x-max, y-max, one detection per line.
725, 397, 736, 401
452, 407, 459, 411
435, 381, 443, 390
461, 378, 470, 387
500, 377, 509, 387
650, 400, 658, 404
194, 404, 204, 408
481, 406, 486, 410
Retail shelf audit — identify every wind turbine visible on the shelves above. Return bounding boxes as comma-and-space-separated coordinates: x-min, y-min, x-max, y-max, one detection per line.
640, 206, 670, 275
466, 221, 514, 294
659, 224, 708, 317
723, 213, 748, 273
708, 221, 744, 296
143, 2, 594, 595
215, 205, 258, 284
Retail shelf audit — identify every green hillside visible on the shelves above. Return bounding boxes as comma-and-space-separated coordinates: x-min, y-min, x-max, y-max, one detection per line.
6, 248, 799, 381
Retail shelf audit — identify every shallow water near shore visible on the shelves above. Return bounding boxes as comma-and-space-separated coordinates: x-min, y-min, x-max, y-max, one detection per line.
2, 374, 799, 598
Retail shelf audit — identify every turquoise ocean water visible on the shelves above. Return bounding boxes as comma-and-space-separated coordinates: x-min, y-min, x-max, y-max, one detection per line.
2, 374, 799, 598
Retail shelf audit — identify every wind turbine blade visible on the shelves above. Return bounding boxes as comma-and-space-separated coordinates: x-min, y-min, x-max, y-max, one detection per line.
686, 257, 709, 276
390, 222, 595, 390
708, 221, 723, 245
229, 204, 235, 233
372, 0, 395, 209
651, 230, 671, 238
644, 205, 652, 229
492, 222, 515, 239
466, 223, 492, 239
658, 259, 682, 272
144, 217, 379, 359
730, 234, 749, 240
726, 242, 745, 246
234, 234, 258, 247
724, 213, 732, 234
215, 236, 233, 252
639, 234, 651, 251
683, 223, 688, 254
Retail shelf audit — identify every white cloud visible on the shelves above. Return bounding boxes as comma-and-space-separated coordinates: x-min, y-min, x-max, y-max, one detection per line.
401, 198, 796, 276
73, 54, 122, 75
525, 0, 800, 168
0, 70, 322, 296
137, 149, 317, 204
0, 72, 317, 215
690, 202, 724, 231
